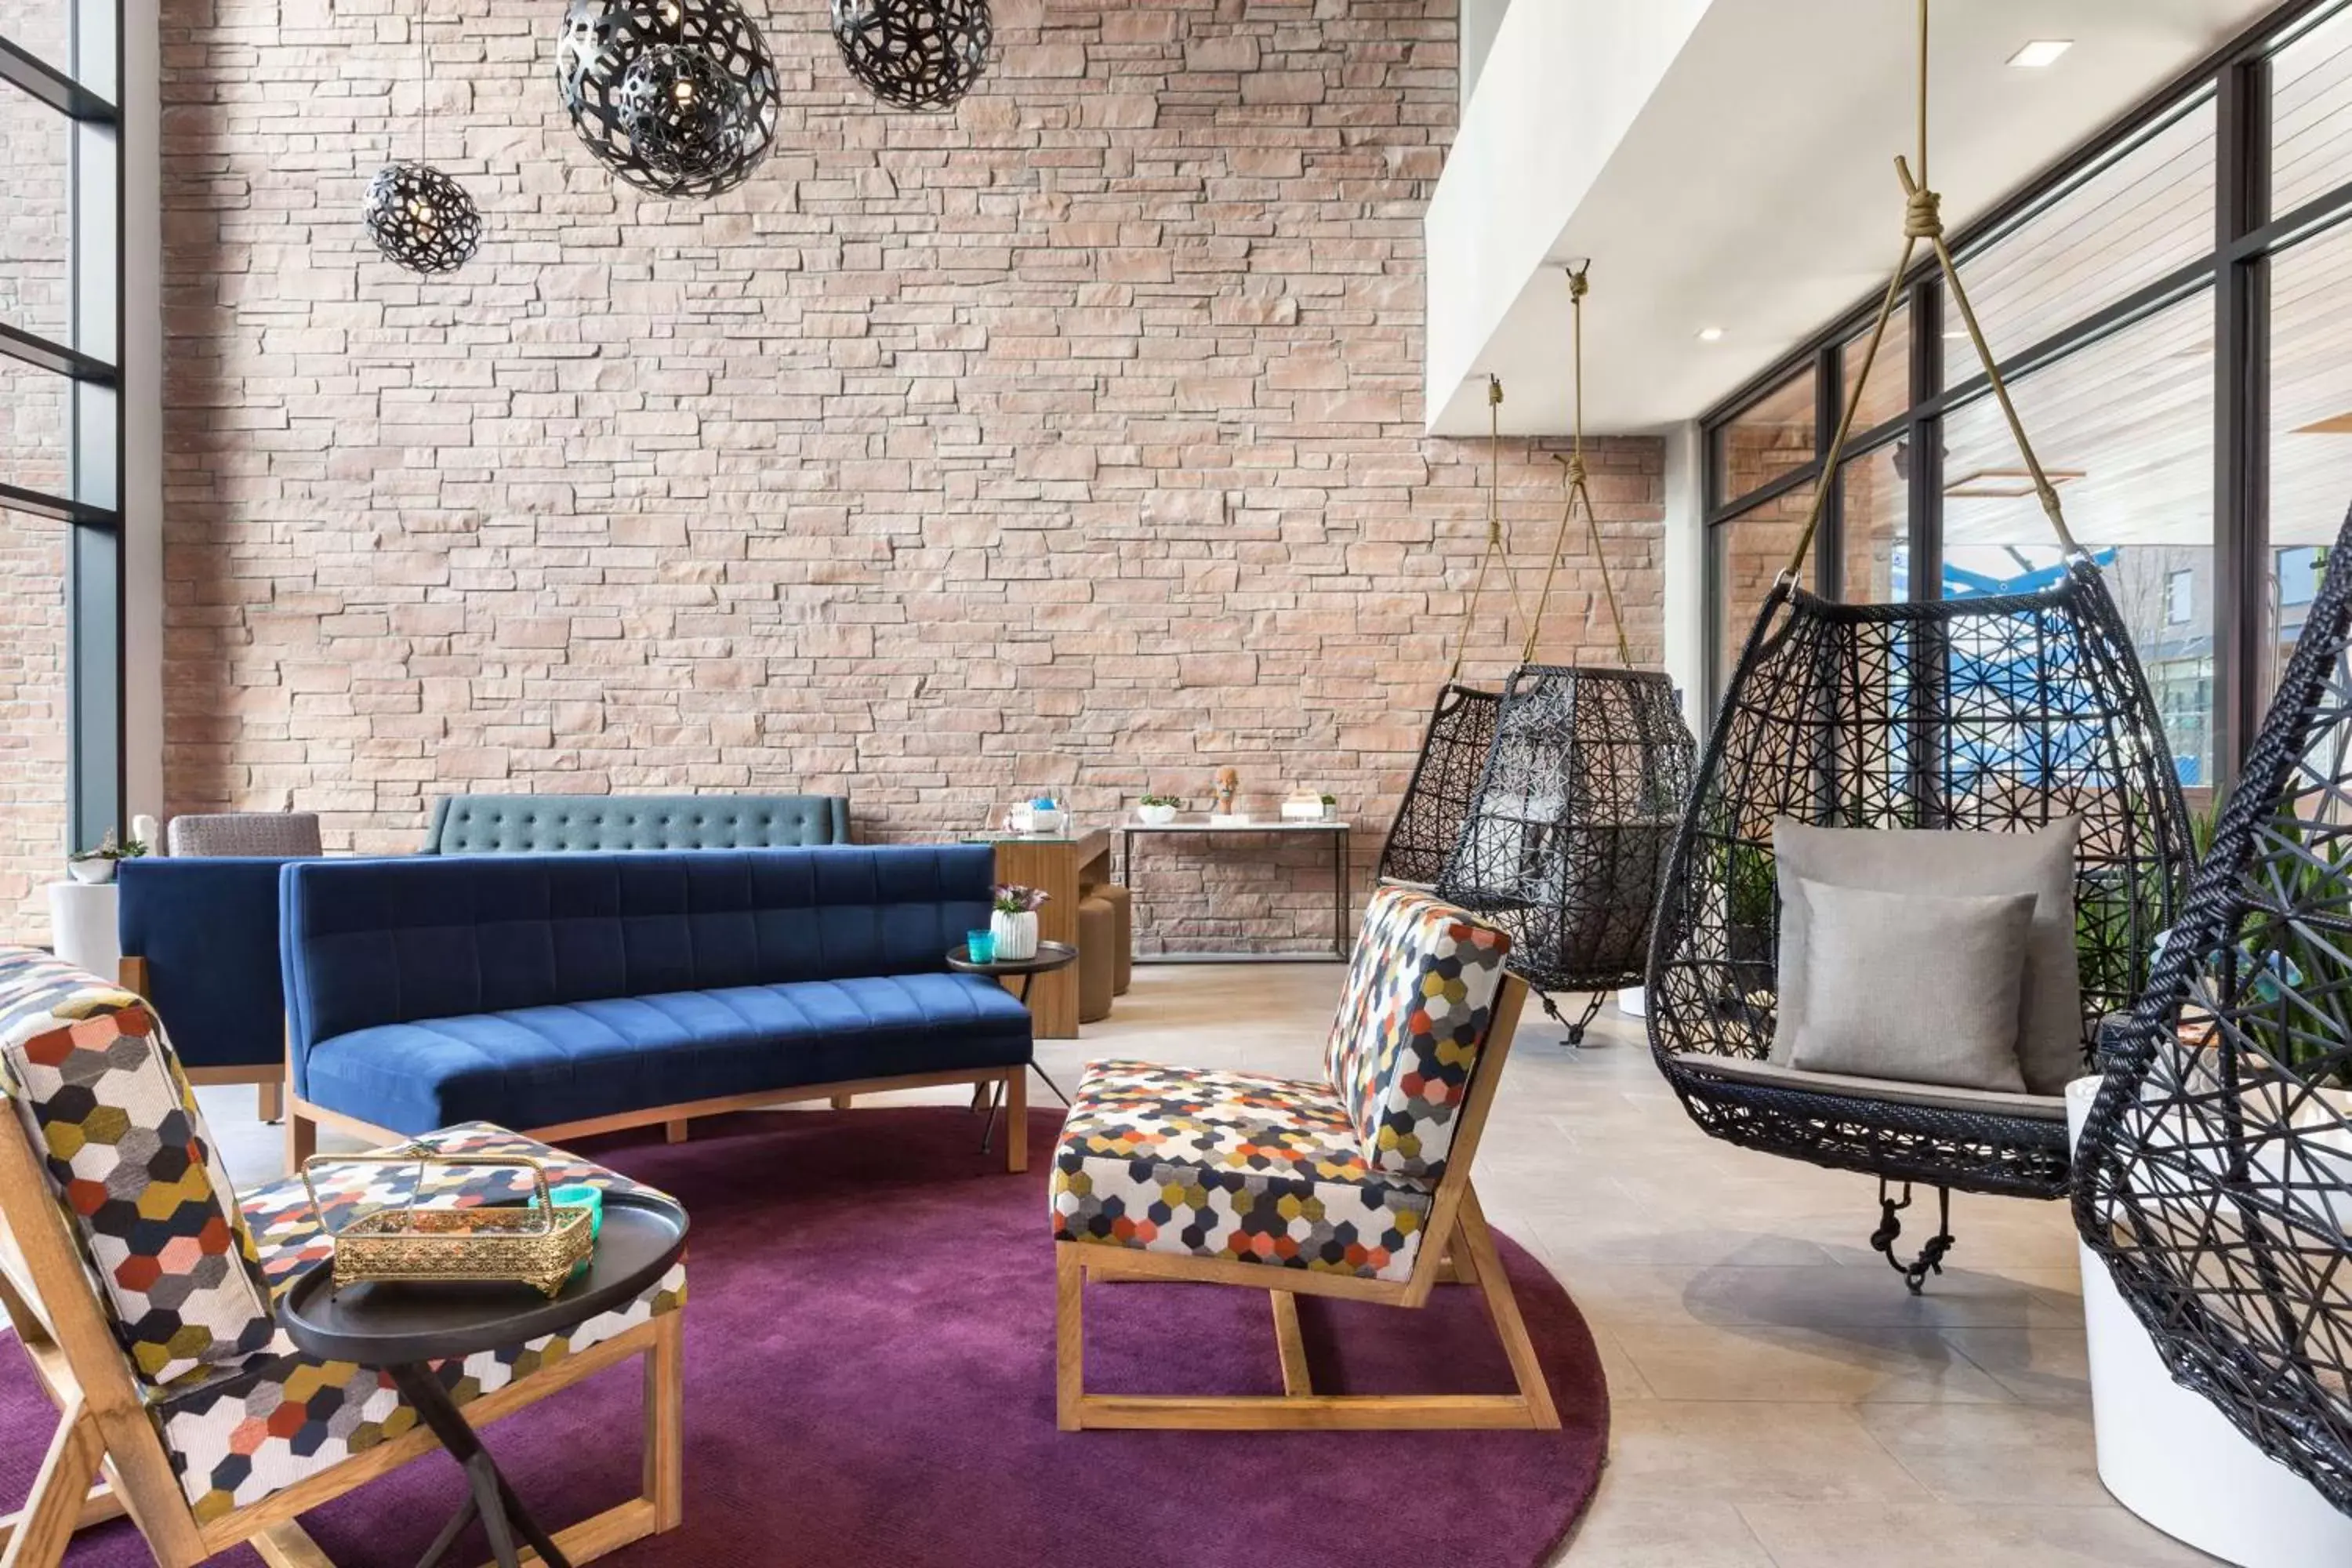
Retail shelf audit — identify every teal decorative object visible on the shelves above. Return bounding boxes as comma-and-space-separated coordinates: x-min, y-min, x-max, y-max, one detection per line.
534, 1183, 604, 1283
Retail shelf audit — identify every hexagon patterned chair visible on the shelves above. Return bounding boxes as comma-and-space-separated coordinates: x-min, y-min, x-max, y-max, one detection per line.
0, 948, 685, 1568
1049, 884, 1556, 1430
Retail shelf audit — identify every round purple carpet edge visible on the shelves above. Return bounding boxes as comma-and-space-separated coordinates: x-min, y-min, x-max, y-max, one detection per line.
0, 1106, 1611, 1568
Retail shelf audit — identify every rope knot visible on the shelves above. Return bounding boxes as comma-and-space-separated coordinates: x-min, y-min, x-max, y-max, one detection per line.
1564, 454, 1588, 487
1904, 186, 1944, 240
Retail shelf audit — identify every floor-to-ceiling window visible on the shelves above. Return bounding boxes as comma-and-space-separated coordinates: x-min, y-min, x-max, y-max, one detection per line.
1702, 0, 2352, 795
1, 0, 122, 943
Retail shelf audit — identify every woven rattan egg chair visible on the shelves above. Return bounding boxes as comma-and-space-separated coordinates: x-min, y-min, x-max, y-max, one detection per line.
2074, 502, 2352, 1515
1645, 0, 2192, 1289
1434, 267, 1700, 1043
1379, 376, 1513, 888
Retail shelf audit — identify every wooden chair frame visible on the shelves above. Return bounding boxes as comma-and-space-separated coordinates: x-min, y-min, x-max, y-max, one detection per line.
1053, 978, 1561, 1431
0, 1094, 684, 1568
117, 956, 284, 1125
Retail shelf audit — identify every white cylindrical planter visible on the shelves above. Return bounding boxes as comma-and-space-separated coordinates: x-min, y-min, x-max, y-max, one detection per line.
46, 880, 122, 978
2066, 1076, 2352, 1567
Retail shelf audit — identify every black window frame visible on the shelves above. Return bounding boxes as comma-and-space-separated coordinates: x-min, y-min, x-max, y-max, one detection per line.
1700, 0, 2352, 795
1, 0, 125, 853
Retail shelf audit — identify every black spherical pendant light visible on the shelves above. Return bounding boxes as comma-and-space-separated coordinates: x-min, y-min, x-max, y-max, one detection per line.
829, 0, 992, 112
363, 162, 482, 274
365, 4, 481, 272
557, 0, 779, 198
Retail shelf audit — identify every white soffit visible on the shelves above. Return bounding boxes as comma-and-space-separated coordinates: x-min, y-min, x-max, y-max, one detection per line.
1425, 0, 2281, 437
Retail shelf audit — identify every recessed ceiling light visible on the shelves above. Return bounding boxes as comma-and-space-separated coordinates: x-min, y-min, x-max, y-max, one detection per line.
1697, 326, 1725, 342
2008, 39, 2073, 69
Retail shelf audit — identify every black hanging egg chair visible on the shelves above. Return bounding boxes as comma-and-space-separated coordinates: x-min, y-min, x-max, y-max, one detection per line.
1441, 660, 1694, 1040
1645, 0, 2193, 1289
1436, 264, 1700, 1043
1378, 373, 1515, 888
2075, 502, 2352, 1514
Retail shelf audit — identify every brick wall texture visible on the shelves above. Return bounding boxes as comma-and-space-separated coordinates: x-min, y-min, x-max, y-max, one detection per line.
130, 0, 1667, 952
1, 9, 77, 942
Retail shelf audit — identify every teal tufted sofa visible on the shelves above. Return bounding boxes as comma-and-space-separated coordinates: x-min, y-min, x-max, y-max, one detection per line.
421, 793, 851, 854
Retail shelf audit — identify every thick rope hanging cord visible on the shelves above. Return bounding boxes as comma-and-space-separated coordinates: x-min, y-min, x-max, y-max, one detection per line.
1446, 374, 1529, 681
1783, 0, 2080, 582
1522, 263, 1632, 666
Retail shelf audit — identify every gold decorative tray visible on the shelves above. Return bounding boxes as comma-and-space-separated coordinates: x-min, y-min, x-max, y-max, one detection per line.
303, 1152, 594, 1298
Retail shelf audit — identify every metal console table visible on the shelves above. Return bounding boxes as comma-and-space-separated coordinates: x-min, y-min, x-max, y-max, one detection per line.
1120, 816, 1351, 963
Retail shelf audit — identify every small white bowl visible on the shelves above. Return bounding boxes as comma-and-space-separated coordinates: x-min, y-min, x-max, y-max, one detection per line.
67, 858, 117, 884
1137, 804, 1177, 826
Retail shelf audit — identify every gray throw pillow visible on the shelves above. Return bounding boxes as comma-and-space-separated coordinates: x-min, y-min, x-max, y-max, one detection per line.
1787, 878, 2036, 1092
1769, 817, 2084, 1094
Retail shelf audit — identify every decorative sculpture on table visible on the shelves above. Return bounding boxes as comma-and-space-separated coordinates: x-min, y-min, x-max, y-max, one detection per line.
1210, 768, 1240, 820
557, 0, 779, 198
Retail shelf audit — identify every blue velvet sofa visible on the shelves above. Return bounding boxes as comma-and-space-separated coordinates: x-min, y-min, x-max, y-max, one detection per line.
116, 856, 307, 1120
280, 845, 1033, 1169
421, 793, 851, 853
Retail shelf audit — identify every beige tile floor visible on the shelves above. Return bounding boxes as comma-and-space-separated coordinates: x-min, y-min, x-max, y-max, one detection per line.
197, 962, 2220, 1568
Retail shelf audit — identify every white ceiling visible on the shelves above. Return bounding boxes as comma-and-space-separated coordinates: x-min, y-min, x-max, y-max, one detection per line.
1425, 0, 2285, 436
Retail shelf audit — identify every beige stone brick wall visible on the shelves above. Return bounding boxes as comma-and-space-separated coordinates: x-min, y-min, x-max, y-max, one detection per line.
0, 20, 76, 942
154, 0, 1666, 952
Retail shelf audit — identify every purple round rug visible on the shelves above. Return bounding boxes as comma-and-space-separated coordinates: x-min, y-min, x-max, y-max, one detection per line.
2, 1107, 1610, 1568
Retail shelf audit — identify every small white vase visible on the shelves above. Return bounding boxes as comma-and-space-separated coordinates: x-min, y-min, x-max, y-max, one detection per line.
991, 909, 1040, 961
1138, 804, 1176, 826
67, 858, 116, 885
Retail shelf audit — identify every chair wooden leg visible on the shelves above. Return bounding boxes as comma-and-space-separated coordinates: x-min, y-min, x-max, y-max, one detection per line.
1454, 1185, 1559, 1430
2, 1399, 105, 1568
250, 1520, 335, 1568
663, 1119, 688, 1145
1055, 1246, 1084, 1432
829, 1094, 854, 1111
1004, 1069, 1027, 1174
642, 1311, 684, 1532
1269, 1292, 1312, 1396
256, 1080, 284, 1125
283, 1104, 317, 1174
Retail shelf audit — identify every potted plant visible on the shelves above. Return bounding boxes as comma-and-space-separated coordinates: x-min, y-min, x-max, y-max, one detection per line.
67, 829, 147, 885
991, 884, 1049, 961
1137, 793, 1181, 826
1319, 793, 1338, 821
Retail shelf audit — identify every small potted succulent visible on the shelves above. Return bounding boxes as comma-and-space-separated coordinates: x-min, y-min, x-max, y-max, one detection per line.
991, 884, 1049, 961
67, 828, 147, 885
1137, 793, 1181, 826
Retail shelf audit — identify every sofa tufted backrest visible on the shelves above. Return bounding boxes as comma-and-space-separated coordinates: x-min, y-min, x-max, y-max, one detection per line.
281, 845, 994, 1065
422, 793, 851, 854
1322, 884, 1514, 1181
118, 857, 299, 1073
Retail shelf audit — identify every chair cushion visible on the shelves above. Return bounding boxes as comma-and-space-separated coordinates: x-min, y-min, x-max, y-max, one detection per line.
154, 1122, 687, 1523
1050, 1059, 1437, 1283
1770, 817, 2084, 1094
1323, 885, 1512, 1179
1668, 1051, 2071, 1123
303, 973, 1033, 1134
1788, 879, 2038, 1093
0, 949, 275, 1391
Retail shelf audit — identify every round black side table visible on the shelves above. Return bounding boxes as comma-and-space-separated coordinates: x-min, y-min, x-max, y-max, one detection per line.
946, 940, 1080, 1150
278, 1189, 689, 1568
